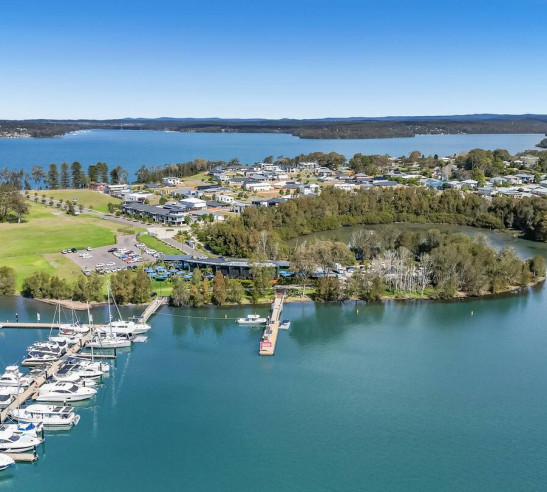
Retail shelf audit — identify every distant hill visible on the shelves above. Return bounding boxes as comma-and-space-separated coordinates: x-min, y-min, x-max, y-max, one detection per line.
1, 114, 547, 140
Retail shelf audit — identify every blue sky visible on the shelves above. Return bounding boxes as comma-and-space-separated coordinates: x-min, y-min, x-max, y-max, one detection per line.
0, 0, 545, 119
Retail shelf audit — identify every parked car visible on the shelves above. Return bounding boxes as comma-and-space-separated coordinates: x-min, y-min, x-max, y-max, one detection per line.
61, 250, 68, 254
71, 248, 77, 253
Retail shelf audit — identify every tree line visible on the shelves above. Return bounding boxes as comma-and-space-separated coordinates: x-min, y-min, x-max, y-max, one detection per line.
199, 187, 547, 258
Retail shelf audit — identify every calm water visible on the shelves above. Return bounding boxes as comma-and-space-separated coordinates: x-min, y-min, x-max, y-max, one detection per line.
0, 230, 547, 490
0, 130, 542, 180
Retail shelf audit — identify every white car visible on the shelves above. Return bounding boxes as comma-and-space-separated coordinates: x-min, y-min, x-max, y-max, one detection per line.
86, 246, 92, 251
96, 263, 105, 268
106, 262, 115, 266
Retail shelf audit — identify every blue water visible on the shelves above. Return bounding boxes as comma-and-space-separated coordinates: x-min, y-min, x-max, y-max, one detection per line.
1, 229, 547, 490
0, 130, 542, 180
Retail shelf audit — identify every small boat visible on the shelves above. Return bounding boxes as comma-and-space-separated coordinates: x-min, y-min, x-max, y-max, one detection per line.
23, 352, 59, 365
87, 335, 132, 349
58, 322, 89, 335
55, 365, 103, 381
0, 366, 33, 387
0, 393, 14, 409
27, 341, 65, 355
279, 320, 291, 330
10, 404, 80, 429
0, 422, 43, 438
236, 314, 267, 325
0, 454, 14, 471
49, 372, 97, 387
63, 357, 110, 375
0, 387, 26, 396
36, 382, 97, 402
0, 431, 42, 452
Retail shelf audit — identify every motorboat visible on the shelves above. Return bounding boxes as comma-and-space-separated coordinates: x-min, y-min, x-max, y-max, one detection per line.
27, 343, 63, 357
96, 320, 150, 336
23, 352, 59, 365
0, 393, 14, 409
0, 366, 33, 387
55, 364, 103, 381
0, 454, 14, 471
236, 314, 267, 325
87, 334, 132, 349
0, 431, 42, 452
49, 372, 97, 387
279, 320, 291, 330
10, 404, 80, 429
59, 322, 89, 335
36, 382, 97, 402
0, 422, 43, 438
63, 357, 110, 375
0, 387, 26, 396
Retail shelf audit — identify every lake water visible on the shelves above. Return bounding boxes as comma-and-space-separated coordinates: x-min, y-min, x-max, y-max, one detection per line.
0, 130, 543, 180
1, 229, 547, 490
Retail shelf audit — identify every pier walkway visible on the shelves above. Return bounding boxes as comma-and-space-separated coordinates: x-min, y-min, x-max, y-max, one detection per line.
138, 296, 167, 323
259, 289, 285, 356
0, 331, 93, 423
0, 323, 62, 329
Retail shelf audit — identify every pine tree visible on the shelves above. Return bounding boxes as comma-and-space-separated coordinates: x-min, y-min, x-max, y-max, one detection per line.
71, 161, 84, 189
60, 162, 70, 188
47, 163, 59, 189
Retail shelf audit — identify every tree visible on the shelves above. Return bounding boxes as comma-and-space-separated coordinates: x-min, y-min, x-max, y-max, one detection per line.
47, 163, 59, 189
250, 262, 274, 303
529, 255, 546, 279
201, 278, 211, 304
31, 165, 46, 189
226, 277, 244, 303
60, 162, 70, 188
0, 183, 29, 222
71, 162, 84, 189
132, 270, 151, 303
0, 266, 16, 295
212, 271, 227, 305
171, 278, 190, 306
110, 271, 134, 304
110, 166, 128, 184
88, 164, 99, 183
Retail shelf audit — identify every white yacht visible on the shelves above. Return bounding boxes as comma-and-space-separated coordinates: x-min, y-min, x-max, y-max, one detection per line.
58, 322, 89, 335
36, 382, 97, 402
0, 366, 33, 387
23, 352, 59, 365
27, 343, 63, 357
0, 431, 42, 452
10, 404, 80, 429
96, 320, 150, 336
0, 422, 43, 438
0, 393, 14, 409
63, 357, 110, 375
87, 334, 132, 349
0, 387, 25, 396
49, 372, 97, 387
0, 454, 14, 471
236, 314, 268, 325
279, 320, 291, 330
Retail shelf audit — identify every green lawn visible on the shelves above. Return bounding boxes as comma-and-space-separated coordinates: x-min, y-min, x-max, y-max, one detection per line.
29, 189, 121, 213
138, 235, 182, 255
0, 204, 132, 292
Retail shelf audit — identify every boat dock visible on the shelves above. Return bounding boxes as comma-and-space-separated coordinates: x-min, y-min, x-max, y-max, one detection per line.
0, 323, 62, 329
138, 296, 167, 323
259, 289, 285, 356
5, 452, 38, 463
0, 332, 93, 423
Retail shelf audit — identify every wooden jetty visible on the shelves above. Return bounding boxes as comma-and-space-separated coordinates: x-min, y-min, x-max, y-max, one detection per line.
0, 331, 93, 423
138, 296, 167, 323
259, 289, 285, 356
0, 323, 62, 330
5, 452, 38, 463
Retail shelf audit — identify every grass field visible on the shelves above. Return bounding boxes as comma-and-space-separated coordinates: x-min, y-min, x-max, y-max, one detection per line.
138, 235, 182, 255
30, 189, 122, 213
0, 203, 143, 292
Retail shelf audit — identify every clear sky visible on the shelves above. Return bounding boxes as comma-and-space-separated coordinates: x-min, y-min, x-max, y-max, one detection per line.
0, 0, 545, 119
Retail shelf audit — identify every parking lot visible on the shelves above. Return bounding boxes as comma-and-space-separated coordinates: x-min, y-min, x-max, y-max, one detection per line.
64, 234, 160, 275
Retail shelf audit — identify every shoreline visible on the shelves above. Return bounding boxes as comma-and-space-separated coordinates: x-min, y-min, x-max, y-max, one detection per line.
15, 277, 545, 311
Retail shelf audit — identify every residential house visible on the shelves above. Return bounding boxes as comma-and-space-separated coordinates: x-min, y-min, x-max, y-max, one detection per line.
162, 177, 181, 186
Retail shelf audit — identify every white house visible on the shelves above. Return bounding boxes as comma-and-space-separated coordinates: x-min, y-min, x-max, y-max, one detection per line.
123, 191, 154, 203
217, 194, 235, 204
333, 183, 356, 191
245, 182, 273, 192
231, 201, 252, 213
179, 197, 207, 209
162, 177, 181, 186
298, 183, 320, 195
298, 162, 318, 170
